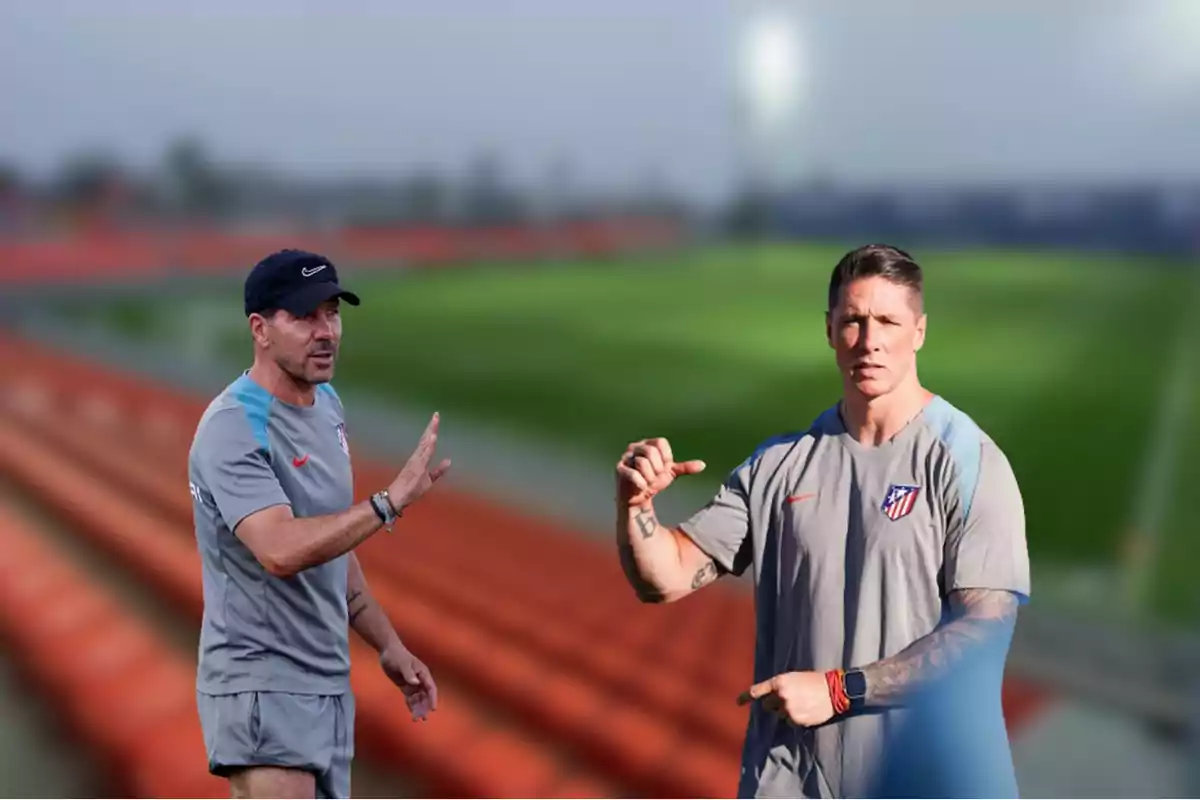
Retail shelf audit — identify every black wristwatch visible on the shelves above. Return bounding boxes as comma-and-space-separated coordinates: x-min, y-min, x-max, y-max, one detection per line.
843, 668, 867, 711
370, 489, 400, 530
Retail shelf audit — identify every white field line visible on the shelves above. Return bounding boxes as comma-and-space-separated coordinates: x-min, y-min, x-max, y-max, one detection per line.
1120, 264, 1200, 619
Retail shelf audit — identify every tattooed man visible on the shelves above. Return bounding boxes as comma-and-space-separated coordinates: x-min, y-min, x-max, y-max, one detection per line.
614, 244, 1030, 798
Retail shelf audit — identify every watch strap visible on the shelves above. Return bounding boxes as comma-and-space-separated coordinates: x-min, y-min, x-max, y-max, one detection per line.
370, 490, 399, 528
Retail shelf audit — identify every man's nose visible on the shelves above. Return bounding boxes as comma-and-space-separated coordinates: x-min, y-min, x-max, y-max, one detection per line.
859, 319, 882, 350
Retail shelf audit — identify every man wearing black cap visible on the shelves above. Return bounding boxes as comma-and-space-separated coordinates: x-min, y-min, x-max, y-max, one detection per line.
187, 250, 449, 798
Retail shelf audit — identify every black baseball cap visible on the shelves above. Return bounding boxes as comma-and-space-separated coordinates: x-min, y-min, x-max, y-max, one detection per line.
244, 249, 362, 317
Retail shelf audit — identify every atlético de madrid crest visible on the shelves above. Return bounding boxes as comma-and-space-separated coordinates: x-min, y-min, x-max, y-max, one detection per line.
335, 422, 349, 455
881, 484, 921, 521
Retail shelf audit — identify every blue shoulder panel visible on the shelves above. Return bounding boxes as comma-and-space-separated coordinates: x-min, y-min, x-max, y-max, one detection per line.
231, 374, 273, 453
923, 396, 983, 521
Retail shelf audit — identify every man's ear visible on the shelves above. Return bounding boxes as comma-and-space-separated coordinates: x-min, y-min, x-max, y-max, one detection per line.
825, 310, 834, 348
914, 312, 927, 352
248, 313, 271, 348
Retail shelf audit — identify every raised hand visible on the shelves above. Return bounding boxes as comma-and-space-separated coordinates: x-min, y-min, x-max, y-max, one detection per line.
615, 436, 706, 507
389, 412, 452, 510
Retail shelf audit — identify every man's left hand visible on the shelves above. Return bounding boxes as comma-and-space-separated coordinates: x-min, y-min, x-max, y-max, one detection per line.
738, 671, 834, 727
380, 642, 438, 722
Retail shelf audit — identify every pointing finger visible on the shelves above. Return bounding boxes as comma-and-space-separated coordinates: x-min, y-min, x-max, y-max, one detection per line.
672, 459, 706, 476
737, 678, 776, 706
748, 677, 778, 700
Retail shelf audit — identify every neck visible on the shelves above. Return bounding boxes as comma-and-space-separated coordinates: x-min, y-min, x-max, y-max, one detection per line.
840, 377, 934, 446
247, 359, 316, 407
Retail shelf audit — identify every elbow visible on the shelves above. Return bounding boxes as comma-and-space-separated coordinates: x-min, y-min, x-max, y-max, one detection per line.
626, 576, 677, 604
260, 549, 303, 579
635, 583, 691, 605
656, 586, 693, 604
635, 587, 669, 604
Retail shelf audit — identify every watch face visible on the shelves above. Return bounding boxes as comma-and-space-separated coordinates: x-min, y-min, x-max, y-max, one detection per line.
845, 670, 867, 699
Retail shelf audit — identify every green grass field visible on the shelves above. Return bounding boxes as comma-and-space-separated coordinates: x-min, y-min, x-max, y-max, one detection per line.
51, 242, 1200, 625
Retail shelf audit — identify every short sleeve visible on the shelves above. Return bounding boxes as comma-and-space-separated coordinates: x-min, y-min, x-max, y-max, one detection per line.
678, 457, 754, 577
195, 407, 291, 532
943, 441, 1031, 602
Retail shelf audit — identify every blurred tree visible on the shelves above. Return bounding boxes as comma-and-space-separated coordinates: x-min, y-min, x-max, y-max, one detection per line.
634, 165, 686, 217
0, 162, 21, 196
161, 136, 230, 216
461, 150, 525, 225
542, 155, 578, 220
53, 148, 123, 206
400, 171, 450, 223
724, 178, 776, 238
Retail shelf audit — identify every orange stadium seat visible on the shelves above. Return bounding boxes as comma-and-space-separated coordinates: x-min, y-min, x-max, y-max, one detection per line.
0, 504, 227, 798
0, 333, 1053, 798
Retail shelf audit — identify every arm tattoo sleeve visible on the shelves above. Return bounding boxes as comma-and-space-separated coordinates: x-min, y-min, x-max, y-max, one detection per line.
633, 507, 657, 539
690, 559, 721, 589
861, 588, 1019, 708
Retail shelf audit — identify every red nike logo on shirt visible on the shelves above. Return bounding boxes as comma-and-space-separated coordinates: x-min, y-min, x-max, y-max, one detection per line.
786, 492, 817, 503
293, 454, 310, 467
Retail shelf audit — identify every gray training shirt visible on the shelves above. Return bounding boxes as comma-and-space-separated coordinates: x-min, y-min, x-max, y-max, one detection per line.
680, 395, 1030, 799
188, 372, 355, 696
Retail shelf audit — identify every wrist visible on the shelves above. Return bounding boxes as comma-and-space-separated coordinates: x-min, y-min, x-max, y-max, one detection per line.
370, 489, 402, 529
825, 668, 867, 717
379, 636, 407, 659
618, 491, 653, 512
825, 669, 851, 716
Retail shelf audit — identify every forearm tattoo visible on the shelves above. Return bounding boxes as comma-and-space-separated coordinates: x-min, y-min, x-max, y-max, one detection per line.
633, 507, 657, 539
347, 588, 367, 626
690, 560, 720, 589
861, 588, 1019, 707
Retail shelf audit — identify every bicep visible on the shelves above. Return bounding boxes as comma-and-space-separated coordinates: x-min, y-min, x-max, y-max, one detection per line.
943, 442, 1030, 601
672, 527, 724, 589
198, 410, 291, 534
233, 503, 293, 568
947, 587, 1020, 622
676, 464, 754, 577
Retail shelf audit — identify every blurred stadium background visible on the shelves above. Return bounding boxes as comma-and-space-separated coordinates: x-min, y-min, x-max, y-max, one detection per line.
1, 1, 1199, 797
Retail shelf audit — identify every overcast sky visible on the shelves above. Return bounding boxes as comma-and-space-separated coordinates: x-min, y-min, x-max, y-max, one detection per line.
2, 0, 1198, 204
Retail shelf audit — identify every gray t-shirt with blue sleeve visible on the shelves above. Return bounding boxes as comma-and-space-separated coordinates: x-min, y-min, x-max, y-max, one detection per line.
188, 372, 355, 696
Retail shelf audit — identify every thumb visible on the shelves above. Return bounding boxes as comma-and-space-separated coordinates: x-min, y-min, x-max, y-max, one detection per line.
429, 458, 452, 482
671, 459, 706, 476
396, 660, 420, 685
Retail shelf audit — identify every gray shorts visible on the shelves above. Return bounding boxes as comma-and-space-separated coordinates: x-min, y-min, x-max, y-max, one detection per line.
197, 690, 355, 799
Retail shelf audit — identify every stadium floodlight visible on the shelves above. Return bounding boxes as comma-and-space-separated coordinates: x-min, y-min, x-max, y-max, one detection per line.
735, 3, 806, 192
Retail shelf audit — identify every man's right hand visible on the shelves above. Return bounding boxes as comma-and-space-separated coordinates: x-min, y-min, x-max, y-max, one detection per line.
615, 437, 705, 507
388, 412, 452, 511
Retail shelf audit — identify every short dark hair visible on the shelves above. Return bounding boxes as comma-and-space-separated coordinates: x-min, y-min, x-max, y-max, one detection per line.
827, 243, 923, 312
